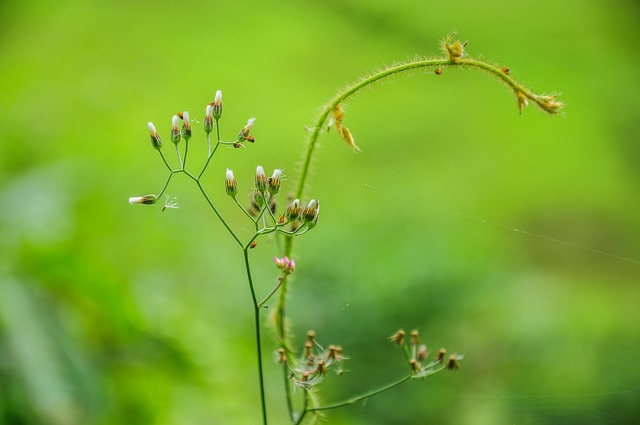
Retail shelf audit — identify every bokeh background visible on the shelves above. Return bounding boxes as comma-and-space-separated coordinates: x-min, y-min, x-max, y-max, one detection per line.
1, 0, 639, 424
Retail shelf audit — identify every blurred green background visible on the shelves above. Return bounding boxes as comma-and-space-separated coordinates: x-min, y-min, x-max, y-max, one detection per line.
1, 0, 639, 424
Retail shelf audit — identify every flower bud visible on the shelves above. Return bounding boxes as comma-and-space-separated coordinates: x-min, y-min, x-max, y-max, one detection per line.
268, 169, 282, 195
181, 111, 192, 141
213, 90, 223, 120
285, 199, 301, 221
255, 165, 267, 193
225, 169, 238, 197
171, 115, 181, 145
301, 199, 319, 228
148, 122, 162, 150
204, 104, 214, 134
129, 194, 158, 205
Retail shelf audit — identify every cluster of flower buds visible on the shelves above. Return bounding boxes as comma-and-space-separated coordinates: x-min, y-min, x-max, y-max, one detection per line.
282, 330, 345, 389
273, 256, 296, 274
284, 198, 320, 229
389, 329, 463, 377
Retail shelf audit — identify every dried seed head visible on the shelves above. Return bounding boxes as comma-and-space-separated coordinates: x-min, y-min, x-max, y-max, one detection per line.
304, 341, 313, 358
434, 348, 447, 363
307, 330, 316, 343
225, 169, 238, 198
537, 94, 564, 114
447, 355, 460, 371
417, 344, 428, 362
316, 360, 327, 376
410, 330, 420, 345
517, 92, 529, 114
148, 122, 162, 150
389, 329, 406, 345
129, 194, 158, 205
277, 348, 287, 364
238, 117, 256, 143
171, 115, 181, 145
409, 359, 421, 373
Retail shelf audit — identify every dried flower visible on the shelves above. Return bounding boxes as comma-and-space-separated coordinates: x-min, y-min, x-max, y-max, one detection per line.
410, 359, 421, 373
434, 348, 447, 363
417, 344, 428, 362
129, 194, 158, 205
389, 329, 406, 345
148, 122, 162, 150
277, 348, 287, 364
410, 330, 420, 345
447, 355, 460, 371
238, 117, 256, 143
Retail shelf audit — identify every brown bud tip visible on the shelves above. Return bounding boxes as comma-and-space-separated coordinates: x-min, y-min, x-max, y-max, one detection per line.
409, 359, 421, 373
307, 330, 316, 342
277, 348, 287, 363
410, 330, 420, 345
447, 355, 460, 371
501, 66, 510, 75
389, 329, 406, 345
435, 68, 443, 75
249, 241, 257, 249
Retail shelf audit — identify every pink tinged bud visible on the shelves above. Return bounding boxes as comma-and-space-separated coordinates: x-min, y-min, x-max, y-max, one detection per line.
268, 169, 282, 195
255, 165, 267, 193
148, 122, 162, 150
181, 111, 192, 141
204, 104, 214, 134
213, 90, 223, 120
171, 115, 181, 145
225, 168, 238, 197
285, 199, 301, 221
129, 194, 158, 205
302, 199, 319, 228
274, 256, 295, 274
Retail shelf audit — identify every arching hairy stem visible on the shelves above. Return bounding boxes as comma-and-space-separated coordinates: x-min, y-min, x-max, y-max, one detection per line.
277, 33, 562, 419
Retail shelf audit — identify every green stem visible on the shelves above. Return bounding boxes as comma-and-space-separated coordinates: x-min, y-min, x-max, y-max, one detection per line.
300, 373, 413, 420
258, 276, 284, 308
243, 247, 269, 425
